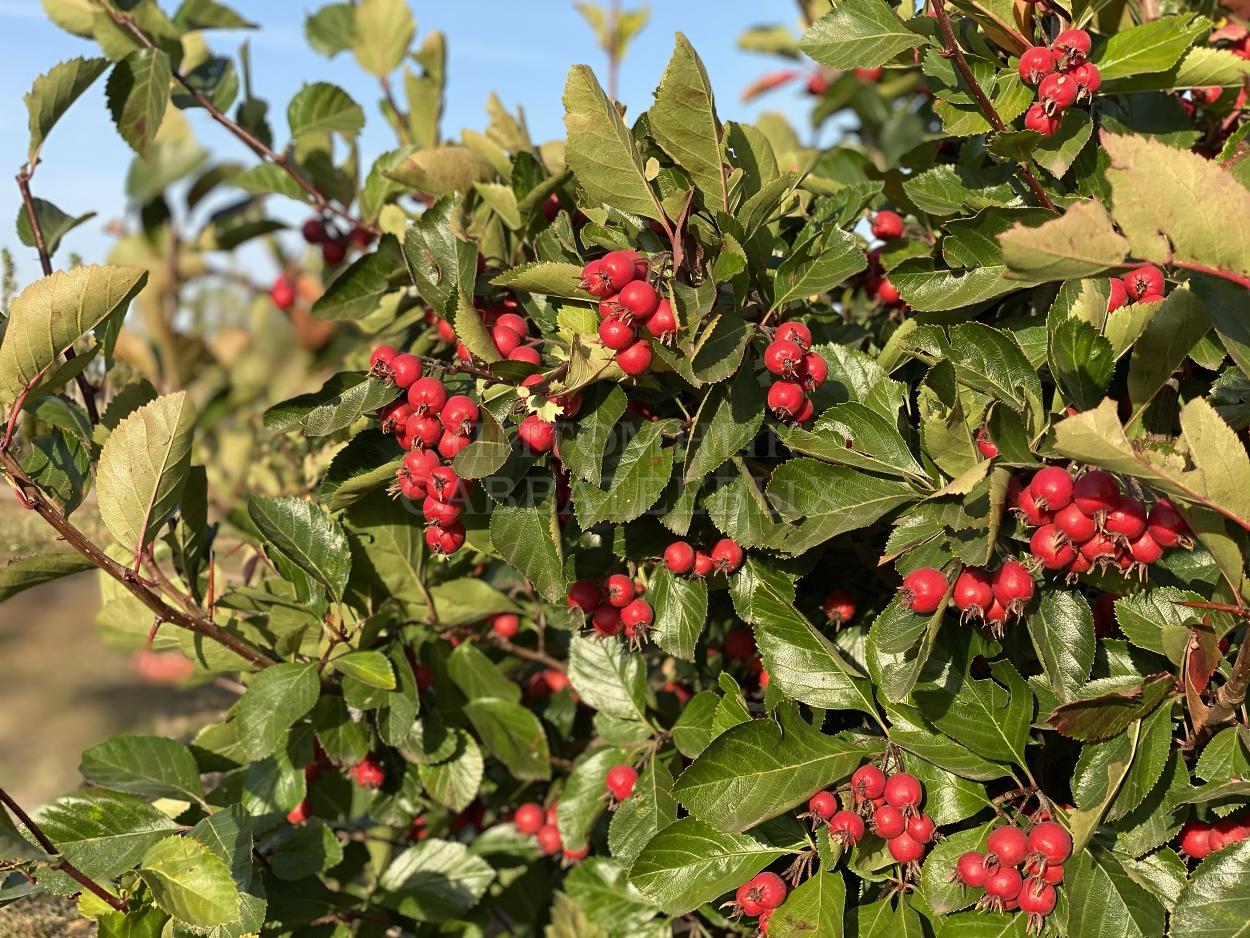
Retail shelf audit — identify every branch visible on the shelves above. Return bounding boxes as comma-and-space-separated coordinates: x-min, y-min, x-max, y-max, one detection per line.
0, 449, 278, 670
930, 0, 1058, 213
15, 168, 101, 425
1201, 632, 1250, 729
485, 633, 567, 673
100, 3, 376, 236
1170, 260, 1250, 291
0, 787, 128, 913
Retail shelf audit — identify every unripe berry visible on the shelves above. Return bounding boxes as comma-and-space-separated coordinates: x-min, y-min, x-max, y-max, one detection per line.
1054, 28, 1092, 66
663, 542, 694, 575
710, 538, 744, 574
775, 321, 812, 350
616, 280, 661, 320
567, 580, 602, 612
1123, 264, 1166, 300
953, 568, 994, 617
606, 764, 638, 800
491, 613, 520, 638
1018, 46, 1056, 85
1029, 466, 1074, 511
821, 589, 856, 624
616, 340, 653, 376
1031, 523, 1077, 569
830, 809, 865, 845
599, 316, 636, 351
518, 415, 555, 453
767, 380, 805, 418
987, 825, 1030, 866
1024, 103, 1061, 137
808, 790, 838, 819
900, 567, 948, 614
408, 377, 448, 414
884, 772, 923, 809
871, 210, 905, 241
764, 338, 803, 376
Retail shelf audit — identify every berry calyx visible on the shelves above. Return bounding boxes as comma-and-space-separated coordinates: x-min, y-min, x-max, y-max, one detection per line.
900, 567, 948, 614
425, 521, 465, 555
580, 259, 614, 298
408, 377, 448, 414
764, 338, 803, 376
798, 352, 828, 392
747, 872, 787, 910
440, 395, 480, 435
775, 321, 812, 350
1038, 73, 1079, 113
620, 598, 653, 633
1053, 28, 1092, 66
606, 764, 638, 800
1123, 264, 1165, 300
664, 541, 695, 574
1030, 523, 1077, 570
992, 560, 1035, 612
871, 210, 905, 241
1024, 103, 1061, 137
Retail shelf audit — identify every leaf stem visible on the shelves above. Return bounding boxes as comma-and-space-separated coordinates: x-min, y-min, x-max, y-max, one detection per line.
0, 787, 129, 913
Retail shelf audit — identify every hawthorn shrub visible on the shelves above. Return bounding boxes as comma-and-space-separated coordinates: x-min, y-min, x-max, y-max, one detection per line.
2, 0, 1250, 935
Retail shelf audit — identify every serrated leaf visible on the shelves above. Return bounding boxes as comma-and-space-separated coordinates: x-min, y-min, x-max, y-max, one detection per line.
106, 49, 171, 153
35, 789, 177, 883
648, 566, 708, 661
609, 758, 678, 866
26, 56, 108, 158
417, 729, 483, 811
249, 495, 351, 600
568, 634, 647, 722
685, 368, 765, 482
1173, 838, 1250, 937
264, 372, 397, 436
1049, 317, 1114, 411
463, 697, 551, 781
0, 552, 93, 603
79, 735, 201, 803
489, 493, 566, 604
1097, 14, 1209, 81
97, 392, 195, 556
491, 261, 587, 299
1000, 199, 1130, 281
287, 81, 364, 138
778, 402, 927, 482
1126, 289, 1208, 419
772, 226, 866, 310
558, 747, 629, 850
650, 34, 728, 212
378, 838, 495, 921
914, 660, 1033, 766
139, 835, 240, 928
1027, 590, 1095, 702
331, 650, 395, 688
1048, 673, 1173, 741
348, 0, 415, 77
232, 163, 312, 203
573, 422, 675, 526
1068, 844, 1166, 938
799, 0, 926, 70
233, 663, 320, 760
15, 198, 96, 256
386, 146, 495, 197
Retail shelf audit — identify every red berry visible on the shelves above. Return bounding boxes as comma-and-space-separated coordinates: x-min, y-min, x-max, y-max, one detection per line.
425, 521, 465, 555
1178, 819, 1212, 858
605, 573, 636, 608
752, 872, 787, 909
370, 345, 398, 374
871, 210, 905, 241
408, 377, 448, 414
992, 560, 1035, 609
270, 275, 297, 310
350, 227, 375, 249
509, 345, 542, 365
405, 414, 443, 449
1108, 277, 1129, 313
884, 772, 923, 809
822, 589, 856, 624
323, 239, 347, 265
984, 865, 1023, 901
907, 814, 936, 844
1018, 45, 1055, 85
987, 825, 1030, 867
976, 426, 998, 458
876, 277, 901, 304
580, 259, 614, 298
286, 798, 311, 824
389, 354, 422, 390
599, 316, 636, 351
352, 755, 386, 789
900, 567, 948, 614
616, 340, 653, 376
1024, 103, 1061, 136
492, 324, 524, 357
1129, 530, 1164, 566
984, 599, 1008, 627
1039, 72, 1079, 112
1054, 501, 1097, 544
380, 400, 413, 435
723, 627, 757, 660
568, 580, 602, 612
1054, 27, 1092, 66
435, 317, 456, 342
830, 809, 865, 845
664, 541, 695, 574
302, 218, 327, 243
1030, 466, 1074, 511
620, 599, 653, 631
646, 299, 677, 341
1073, 470, 1120, 517
518, 415, 555, 453
808, 791, 838, 820
1123, 264, 1166, 301
606, 764, 638, 800
710, 538, 744, 574
955, 851, 989, 887
775, 322, 811, 350
1031, 523, 1078, 570
1014, 483, 1052, 527
693, 551, 714, 577
426, 466, 462, 504
736, 882, 765, 918
1080, 530, 1118, 563
600, 249, 641, 291
1041, 863, 1065, 885
423, 496, 461, 527
852, 764, 887, 801
1070, 62, 1101, 100
1105, 495, 1147, 541
490, 613, 519, 639
767, 380, 805, 418
798, 352, 828, 391
1148, 498, 1191, 548
953, 568, 994, 617
495, 312, 528, 336
437, 430, 472, 460
537, 824, 563, 854
764, 338, 803, 376
440, 395, 479, 435
616, 280, 661, 320
888, 832, 926, 863
591, 605, 622, 636
1028, 820, 1072, 865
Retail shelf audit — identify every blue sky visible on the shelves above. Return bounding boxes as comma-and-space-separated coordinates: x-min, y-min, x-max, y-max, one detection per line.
0, 1, 819, 285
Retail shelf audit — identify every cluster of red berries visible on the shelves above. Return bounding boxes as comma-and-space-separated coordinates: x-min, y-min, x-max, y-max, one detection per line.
953, 820, 1071, 934
429, 298, 545, 367
662, 537, 745, 577
580, 249, 670, 377
732, 871, 787, 932
1178, 812, 1250, 859
513, 801, 586, 862
1011, 466, 1193, 578
853, 765, 934, 870
857, 211, 910, 309
1106, 263, 1167, 311
373, 347, 480, 556
806, 789, 865, 846
567, 576, 653, 643
1019, 29, 1100, 137
302, 215, 372, 265
286, 748, 386, 825
762, 322, 827, 421
898, 562, 1037, 635
605, 764, 637, 801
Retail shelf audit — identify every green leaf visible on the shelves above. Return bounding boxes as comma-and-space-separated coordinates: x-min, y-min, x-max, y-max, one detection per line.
914, 660, 1033, 766
920, 825, 990, 914
1068, 844, 1166, 938
378, 838, 495, 921
489, 496, 567, 604
672, 691, 719, 759
287, 81, 364, 138
139, 835, 240, 928
0, 552, 93, 603
233, 663, 320, 760
557, 747, 629, 850
331, 650, 395, 689
629, 817, 791, 916
97, 392, 195, 556
0, 265, 146, 408
609, 757, 678, 866
1173, 838, 1250, 937
491, 261, 587, 299
386, 146, 496, 197
568, 634, 647, 722
15, 198, 96, 256
265, 819, 343, 881
35, 789, 177, 882
1050, 318, 1114, 411
401, 196, 477, 318
305, 3, 353, 56
416, 729, 483, 811
563, 64, 664, 222
769, 869, 845, 938
648, 566, 708, 661
1097, 14, 1209, 81
232, 164, 312, 203
463, 697, 551, 781
1126, 289, 1208, 419
673, 703, 865, 832
999, 200, 1129, 281
249, 495, 351, 600
572, 422, 675, 527
80, 735, 201, 803
173, 0, 258, 30
558, 384, 624, 485
311, 233, 407, 321
106, 49, 171, 153
1048, 673, 1173, 741
1026, 590, 1095, 703
563, 857, 661, 934
264, 372, 397, 436
348, 0, 414, 76
650, 34, 728, 212
777, 402, 926, 482
772, 227, 866, 310
25, 56, 109, 158
799, 0, 926, 70
1115, 587, 1202, 665
684, 367, 765, 482
730, 558, 878, 715
947, 323, 1043, 417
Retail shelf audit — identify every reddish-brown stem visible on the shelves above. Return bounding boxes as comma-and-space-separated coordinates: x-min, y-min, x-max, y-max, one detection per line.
930, 0, 1058, 213
0, 449, 278, 670
0, 787, 129, 913
485, 633, 567, 673
1170, 261, 1250, 291
1, 365, 49, 452
16, 168, 100, 425
100, 3, 375, 236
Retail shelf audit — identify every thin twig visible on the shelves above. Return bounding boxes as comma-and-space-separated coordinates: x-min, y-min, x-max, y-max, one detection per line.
930, 0, 1058, 213
485, 633, 566, 673
0, 787, 129, 913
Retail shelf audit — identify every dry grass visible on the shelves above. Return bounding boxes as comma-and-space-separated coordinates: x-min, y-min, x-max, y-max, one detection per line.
0, 893, 95, 936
